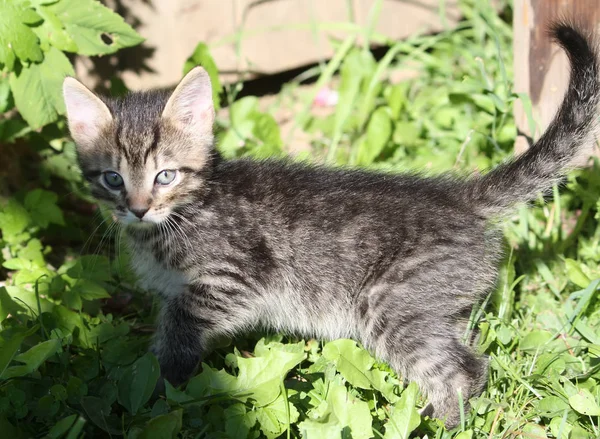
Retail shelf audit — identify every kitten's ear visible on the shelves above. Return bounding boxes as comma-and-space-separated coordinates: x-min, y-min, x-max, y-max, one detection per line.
162, 67, 215, 134
63, 77, 113, 149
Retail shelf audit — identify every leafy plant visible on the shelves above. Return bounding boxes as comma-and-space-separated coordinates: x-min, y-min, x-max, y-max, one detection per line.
2, 0, 600, 437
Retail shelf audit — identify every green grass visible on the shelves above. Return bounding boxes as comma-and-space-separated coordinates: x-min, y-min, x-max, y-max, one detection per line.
1, 0, 600, 437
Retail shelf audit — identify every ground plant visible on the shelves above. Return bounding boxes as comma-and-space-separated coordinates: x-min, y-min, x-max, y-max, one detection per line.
0, 0, 599, 437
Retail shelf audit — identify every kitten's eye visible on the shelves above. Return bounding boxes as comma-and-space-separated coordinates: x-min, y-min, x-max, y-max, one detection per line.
103, 171, 124, 188
155, 170, 177, 185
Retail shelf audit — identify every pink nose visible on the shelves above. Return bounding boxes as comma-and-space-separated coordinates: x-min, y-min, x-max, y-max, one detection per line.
130, 207, 149, 219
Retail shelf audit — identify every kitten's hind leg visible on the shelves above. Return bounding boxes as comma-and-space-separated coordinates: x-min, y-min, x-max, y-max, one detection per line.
365, 314, 488, 428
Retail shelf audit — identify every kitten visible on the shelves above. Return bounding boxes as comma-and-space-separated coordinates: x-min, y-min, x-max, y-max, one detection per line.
62, 23, 599, 428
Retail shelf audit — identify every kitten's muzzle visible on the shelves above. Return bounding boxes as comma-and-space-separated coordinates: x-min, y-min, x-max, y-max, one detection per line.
130, 207, 150, 219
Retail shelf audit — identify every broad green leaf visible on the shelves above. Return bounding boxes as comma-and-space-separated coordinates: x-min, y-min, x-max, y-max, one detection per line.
0, 287, 27, 321
224, 404, 256, 439
183, 42, 222, 111
0, 199, 30, 241
138, 409, 183, 439
392, 121, 421, 147
24, 189, 65, 228
66, 255, 113, 282
37, 0, 143, 55
328, 383, 372, 439
81, 396, 122, 435
565, 259, 591, 289
47, 414, 77, 439
235, 340, 304, 406
118, 352, 160, 415
569, 388, 600, 416
10, 47, 74, 128
251, 113, 283, 156
537, 396, 570, 417
549, 416, 573, 439
0, 0, 43, 70
2, 339, 60, 378
71, 280, 110, 301
522, 423, 546, 438
186, 364, 238, 399
519, 330, 553, 354
0, 325, 39, 379
322, 339, 375, 389
357, 106, 392, 165
30, 3, 78, 52
384, 382, 421, 439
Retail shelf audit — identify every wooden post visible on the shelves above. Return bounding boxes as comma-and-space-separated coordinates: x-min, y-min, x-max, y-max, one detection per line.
513, 0, 600, 154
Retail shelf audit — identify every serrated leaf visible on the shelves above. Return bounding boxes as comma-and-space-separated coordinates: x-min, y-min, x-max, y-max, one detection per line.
31, 4, 78, 52
38, 0, 143, 56
0, 0, 43, 70
0, 199, 31, 241
10, 47, 74, 128
322, 339, 375, 389
24, 189, 65, 228
224, 404, 256, 439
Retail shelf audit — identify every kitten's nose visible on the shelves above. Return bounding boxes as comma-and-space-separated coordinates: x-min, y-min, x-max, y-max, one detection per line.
130, 207, 149, 219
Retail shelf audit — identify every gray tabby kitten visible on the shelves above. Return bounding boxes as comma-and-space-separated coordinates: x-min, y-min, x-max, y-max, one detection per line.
62, 23, 598, 428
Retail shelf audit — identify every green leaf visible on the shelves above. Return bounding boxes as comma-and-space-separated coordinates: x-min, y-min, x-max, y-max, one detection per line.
519, 330, 553, 354
36, 0, 143, 56
81, 396, 122, 435
224, 404, 257, 439
537, 396, 570, 417
71, 280, 110, 301
328, 383, 372, 439
565, 259, 591, 289
0, 287, 27, 321
117, 352, 160, 415
138, 409, 183, 439
0, 199, 31, 242
67, 255, 113, 282
357, 107, 392, 165
30, 3, 78, 52
183, 42, 222, 111
47, 414, 77, 439
384, 382, 421, 439
10, 47, 74, 129
0, 325, 39, 379
322, 339, 375, 389
24, 188, 65, 228
569, 388, 600, 416
0, 0, 43, 70
2, 339, 60, 378
235, 340, 304, 406
392, 121, 421, 147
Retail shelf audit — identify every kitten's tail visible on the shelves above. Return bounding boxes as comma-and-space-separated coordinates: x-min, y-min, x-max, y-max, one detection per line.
466, 22, 600, 216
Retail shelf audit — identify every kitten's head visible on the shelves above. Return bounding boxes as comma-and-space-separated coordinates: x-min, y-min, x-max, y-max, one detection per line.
63, 67, 215, 227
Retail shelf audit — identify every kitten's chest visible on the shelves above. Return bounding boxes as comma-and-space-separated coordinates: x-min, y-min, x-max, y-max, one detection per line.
127, 237, 187, 297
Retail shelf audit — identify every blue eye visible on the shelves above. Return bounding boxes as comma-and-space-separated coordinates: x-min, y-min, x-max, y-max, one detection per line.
103, 171, 124, 188
155, 170, 176, 185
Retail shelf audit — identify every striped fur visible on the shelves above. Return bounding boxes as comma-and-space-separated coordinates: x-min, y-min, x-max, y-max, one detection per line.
63, 23, 600, 428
